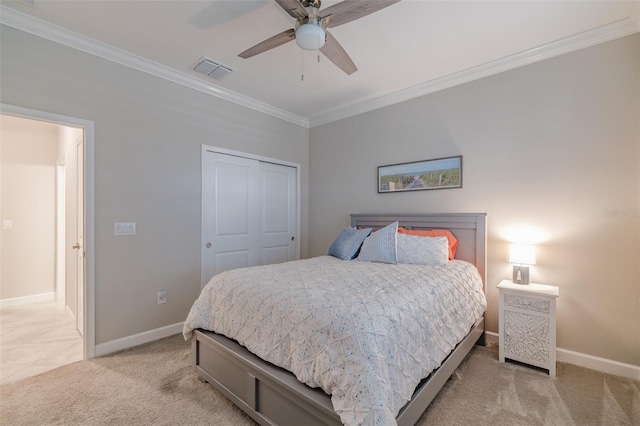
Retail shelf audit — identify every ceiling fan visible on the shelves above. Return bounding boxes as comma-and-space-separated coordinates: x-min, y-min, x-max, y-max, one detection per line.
238, 0, 401, 75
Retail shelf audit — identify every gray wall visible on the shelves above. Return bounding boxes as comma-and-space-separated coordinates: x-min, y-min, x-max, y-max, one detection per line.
309, 35, 640, 366
2, 22, 638, 368
0, 25, 309, 344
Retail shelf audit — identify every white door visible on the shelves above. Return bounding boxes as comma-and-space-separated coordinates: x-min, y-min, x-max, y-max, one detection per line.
202, 150, 297, 287
75, 137, 84, 336
203, 152, 261, 282
260, 162, 296, 265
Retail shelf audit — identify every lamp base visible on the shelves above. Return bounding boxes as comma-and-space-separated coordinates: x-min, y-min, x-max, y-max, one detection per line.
512, 265, 530, 284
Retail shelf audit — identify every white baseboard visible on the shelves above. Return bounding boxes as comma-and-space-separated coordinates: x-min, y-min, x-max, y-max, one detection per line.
556, 348, 640, 381
485, 330, 499, 346
95, 325, 640, 380
65, 304, 76, 322
485, 331, 639, 381
94, 322, 184, 357
0, 292, 55, 308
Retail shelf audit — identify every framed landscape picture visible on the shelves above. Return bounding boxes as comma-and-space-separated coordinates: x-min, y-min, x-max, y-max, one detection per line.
378, 155, 462, 193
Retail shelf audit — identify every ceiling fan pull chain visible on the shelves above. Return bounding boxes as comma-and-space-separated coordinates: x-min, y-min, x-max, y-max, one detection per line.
301, 48, 304, 81
317, 27, 321, 63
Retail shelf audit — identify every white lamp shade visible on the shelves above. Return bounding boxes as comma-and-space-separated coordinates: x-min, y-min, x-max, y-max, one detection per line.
295, 23, 326, 50
508, 243, 536, 265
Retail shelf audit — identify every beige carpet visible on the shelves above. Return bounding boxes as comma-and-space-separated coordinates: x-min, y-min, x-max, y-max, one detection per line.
1, 334, 638, 426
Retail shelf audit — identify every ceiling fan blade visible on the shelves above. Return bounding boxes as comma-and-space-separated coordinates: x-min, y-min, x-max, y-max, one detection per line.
320, 32, 357, 75
321, 0, 401, 28
238, 29, 296, 59
275, 0, 308, 19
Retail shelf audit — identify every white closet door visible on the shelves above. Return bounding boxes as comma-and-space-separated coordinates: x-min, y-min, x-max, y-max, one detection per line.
203, 152, 261, 282
202, 150, 297, 287
260, 162, 296, 266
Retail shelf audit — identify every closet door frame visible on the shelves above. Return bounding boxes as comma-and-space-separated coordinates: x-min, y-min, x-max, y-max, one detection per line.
200, 145, 300, 288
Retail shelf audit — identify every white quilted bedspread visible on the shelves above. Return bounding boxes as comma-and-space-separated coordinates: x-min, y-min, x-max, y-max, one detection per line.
183, 256, 486, 426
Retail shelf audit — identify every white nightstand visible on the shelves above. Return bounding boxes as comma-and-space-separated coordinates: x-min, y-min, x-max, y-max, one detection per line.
498, 279, 559, 378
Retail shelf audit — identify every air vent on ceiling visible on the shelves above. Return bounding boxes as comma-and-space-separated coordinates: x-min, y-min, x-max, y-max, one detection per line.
193, 58, 233, 80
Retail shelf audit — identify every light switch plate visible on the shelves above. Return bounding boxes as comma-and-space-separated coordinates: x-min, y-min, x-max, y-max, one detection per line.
3, 220, 12, 230
114, 222, 136, 236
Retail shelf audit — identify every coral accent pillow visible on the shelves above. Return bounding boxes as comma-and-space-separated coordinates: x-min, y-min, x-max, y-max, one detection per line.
397, 227, 458, 260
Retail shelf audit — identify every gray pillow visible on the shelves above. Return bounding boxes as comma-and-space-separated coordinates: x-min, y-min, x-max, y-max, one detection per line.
328, 227, 372, 260
357, 221, 398, 264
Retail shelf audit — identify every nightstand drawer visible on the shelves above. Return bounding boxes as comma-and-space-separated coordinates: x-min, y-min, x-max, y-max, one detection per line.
504, 293, 550, 314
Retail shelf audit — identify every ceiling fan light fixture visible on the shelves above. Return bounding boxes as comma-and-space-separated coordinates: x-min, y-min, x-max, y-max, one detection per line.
295, 23, 326, 50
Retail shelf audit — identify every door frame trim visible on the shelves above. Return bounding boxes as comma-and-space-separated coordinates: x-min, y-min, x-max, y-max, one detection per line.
201, 145, 301, 288
1, 103, 95, 359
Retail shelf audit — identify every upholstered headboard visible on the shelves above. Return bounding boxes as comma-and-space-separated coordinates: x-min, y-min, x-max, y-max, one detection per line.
350, 213, 487, 289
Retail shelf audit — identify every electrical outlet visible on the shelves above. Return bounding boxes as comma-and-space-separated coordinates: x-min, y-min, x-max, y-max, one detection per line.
157, 291, 167, 305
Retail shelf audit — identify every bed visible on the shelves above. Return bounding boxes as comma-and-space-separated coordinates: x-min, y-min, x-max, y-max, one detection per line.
185, 213, 487, 426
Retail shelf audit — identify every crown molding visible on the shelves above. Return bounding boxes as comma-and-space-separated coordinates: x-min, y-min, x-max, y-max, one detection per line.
2, 5, 638, 130
0, 5, 310, 128
309, 16, 640, 128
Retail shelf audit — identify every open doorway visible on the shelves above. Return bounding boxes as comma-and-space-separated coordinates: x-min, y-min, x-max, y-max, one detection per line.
0, 104, 94, 384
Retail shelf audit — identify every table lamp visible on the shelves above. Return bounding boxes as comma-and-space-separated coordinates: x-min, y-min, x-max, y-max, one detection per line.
508, 243, 536, 284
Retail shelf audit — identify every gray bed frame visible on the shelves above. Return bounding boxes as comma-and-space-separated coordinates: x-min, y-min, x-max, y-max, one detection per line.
193, 213, 487, 426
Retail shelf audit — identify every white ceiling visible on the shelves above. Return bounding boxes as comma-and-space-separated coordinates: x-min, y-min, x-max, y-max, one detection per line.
2, 1, 639, 127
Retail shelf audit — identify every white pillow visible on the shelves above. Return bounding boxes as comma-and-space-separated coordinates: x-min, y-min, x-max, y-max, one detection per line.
397, 234, 449, 266
357, 221, 398, 264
